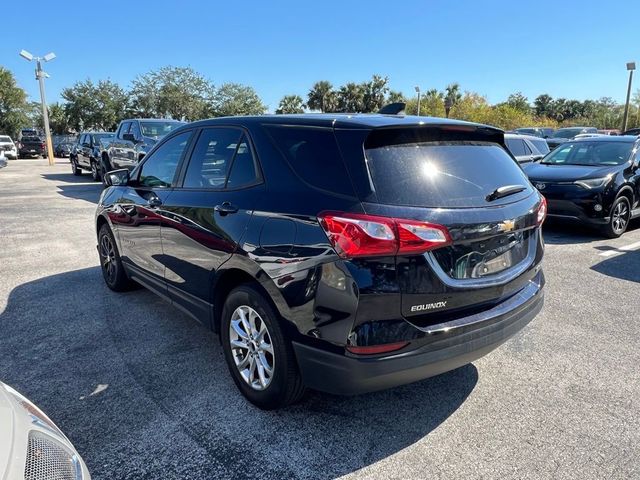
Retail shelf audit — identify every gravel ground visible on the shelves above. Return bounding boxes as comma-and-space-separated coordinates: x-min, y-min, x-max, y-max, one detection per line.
0, 158, 639, 479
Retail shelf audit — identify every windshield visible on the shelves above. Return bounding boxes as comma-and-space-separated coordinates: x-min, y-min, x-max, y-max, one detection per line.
551, 128, 583, 139
365, 141, 532, 208
140, 122, 181, 138
541, 141, 633, 166
0, 136, 12, 143
93, 133, 114, 141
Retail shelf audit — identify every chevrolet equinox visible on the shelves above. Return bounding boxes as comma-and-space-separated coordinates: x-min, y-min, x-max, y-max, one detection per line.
96, 114, 546, 409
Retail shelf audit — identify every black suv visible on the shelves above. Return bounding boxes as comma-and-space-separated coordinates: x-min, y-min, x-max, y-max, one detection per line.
524, 136, 640, 237
96, 115, 546, 409
70, 132, 115, 181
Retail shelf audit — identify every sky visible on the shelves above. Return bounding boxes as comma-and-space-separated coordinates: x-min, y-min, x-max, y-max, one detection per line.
1, 0, 638, 112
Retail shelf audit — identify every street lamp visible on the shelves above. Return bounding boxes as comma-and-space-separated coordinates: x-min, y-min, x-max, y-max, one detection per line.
18, 49, 56, 166
414, 86, 421, 116
622, 61, 636, 133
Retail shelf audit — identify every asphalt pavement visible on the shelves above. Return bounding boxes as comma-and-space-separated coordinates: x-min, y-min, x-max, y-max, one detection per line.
0, 158, 639, 479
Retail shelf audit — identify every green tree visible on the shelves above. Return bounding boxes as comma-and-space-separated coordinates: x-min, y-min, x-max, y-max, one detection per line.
62, 79, 128, 131
336, 82, 365, 112
534, 94, 553, 117
0, 67, 32, 138
444, 83, 462, 116
47, 103, 70, 134
276, 95, 305, 114
506, 92, 531, 113
130, 66, 215, 120
212, 83, 266, 117
386, 90, 406, 104
307, 80, 336, 112
361, 74, 389, 112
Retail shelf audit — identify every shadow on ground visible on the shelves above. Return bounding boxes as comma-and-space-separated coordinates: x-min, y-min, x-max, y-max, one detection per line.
542, 218, 640, 245
41, 172, 102, 203
0, 268, 477, 480
591, 249, 640, 283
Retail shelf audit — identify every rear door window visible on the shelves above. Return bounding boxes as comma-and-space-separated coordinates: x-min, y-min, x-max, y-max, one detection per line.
506, 138, 528, 156
264, 125, 354, 196
365, 140, 533, 208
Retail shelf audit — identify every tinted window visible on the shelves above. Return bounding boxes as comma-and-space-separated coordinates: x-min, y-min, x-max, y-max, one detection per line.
227, 136, 259, 188
139, 131, 192, 187
530, 138, 550, 154
365, 141, 532, 208
542, 141, 633, 166
506, 138, 528, 156
118, 122, 131, 139
140, 121, 182, 138
183, 128, 243, 188
265, 126, 354, 195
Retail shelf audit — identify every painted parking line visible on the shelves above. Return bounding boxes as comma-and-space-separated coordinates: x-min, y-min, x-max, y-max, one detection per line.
598, 240, 640, 257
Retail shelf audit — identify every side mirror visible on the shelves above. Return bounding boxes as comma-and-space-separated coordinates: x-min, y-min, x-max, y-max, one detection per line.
104, 168, 130, 187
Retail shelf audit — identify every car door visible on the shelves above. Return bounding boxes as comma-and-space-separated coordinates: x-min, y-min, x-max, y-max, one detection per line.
112, 130, 195, 297
111, 122, 131, 169
159, 127, 265, 323
78, 134, 92, 167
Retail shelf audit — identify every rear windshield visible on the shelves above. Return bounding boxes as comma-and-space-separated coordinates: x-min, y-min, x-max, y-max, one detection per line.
0, 136, 12, 142
365, 141, 533, 208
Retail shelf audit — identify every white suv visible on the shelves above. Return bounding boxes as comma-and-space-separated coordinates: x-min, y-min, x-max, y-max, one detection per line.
0, 135, 17, 159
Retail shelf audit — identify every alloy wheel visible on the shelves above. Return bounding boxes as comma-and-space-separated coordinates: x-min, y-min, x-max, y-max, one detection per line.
99, 234, 117, 283
229, 305, 275, 390
91, 162, 98, 179
612, 201, 629, 234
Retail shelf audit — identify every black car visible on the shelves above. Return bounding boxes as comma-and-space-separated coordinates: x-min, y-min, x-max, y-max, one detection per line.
622, 128, 640, 136
18, 136, 45, 158
54, 142, 74, 158
524, 136, 640, 237
70, 132, 115, 181
96, 114, 546, 409
546, 127, 597, 150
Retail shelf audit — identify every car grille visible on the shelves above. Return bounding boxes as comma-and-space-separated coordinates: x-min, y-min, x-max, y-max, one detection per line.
24, 431, 80, 480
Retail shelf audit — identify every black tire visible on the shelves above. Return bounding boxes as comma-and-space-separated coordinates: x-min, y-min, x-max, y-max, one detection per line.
221, 285, 306, 409
71, 157, 82, 176
98, 224, 134, 292
90, 159, 101, 181
603, 196, 631, 238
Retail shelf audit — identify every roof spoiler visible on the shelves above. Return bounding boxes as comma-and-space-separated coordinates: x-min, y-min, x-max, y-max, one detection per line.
378, 102, 406, 115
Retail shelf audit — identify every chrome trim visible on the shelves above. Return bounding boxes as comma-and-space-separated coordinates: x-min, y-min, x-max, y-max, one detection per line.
421, 278, 543, 334
424, 229, 538, 289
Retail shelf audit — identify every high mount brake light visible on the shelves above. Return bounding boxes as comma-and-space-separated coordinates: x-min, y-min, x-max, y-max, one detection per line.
318, 212, 452, 259
537, 196, 547, 225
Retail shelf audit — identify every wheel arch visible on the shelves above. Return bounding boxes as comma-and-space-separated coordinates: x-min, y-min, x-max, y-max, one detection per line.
616, 185, 635, 206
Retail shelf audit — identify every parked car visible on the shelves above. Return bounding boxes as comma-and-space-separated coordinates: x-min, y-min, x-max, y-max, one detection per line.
0, 380, 91, 479
70, 132, 115, 180
0, 135, 17, 159
514, 127, 554, 138
504, 133, 549, 163
524, 136, 640, 237
621, 127, 640, 136
597, 129, 620, 135
103, 118, 184, 173
18, 136, 45, 158
546, 127, 598, 150
96, 114, 546, 409
54, 141, 74, 158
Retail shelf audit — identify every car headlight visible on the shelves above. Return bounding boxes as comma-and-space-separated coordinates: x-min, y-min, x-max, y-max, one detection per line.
574, 176, 612, 189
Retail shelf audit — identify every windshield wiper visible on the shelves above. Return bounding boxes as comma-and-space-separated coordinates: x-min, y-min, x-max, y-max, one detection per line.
486, 184, 527, 202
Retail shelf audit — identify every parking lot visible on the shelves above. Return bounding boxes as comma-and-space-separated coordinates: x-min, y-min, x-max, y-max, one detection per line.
0, 158, 639, 479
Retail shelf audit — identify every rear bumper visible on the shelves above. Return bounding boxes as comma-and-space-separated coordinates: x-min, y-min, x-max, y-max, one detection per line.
293, 277, 544, 395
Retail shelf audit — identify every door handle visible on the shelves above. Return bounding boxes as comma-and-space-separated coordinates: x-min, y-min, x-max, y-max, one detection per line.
214, 202, 239, 215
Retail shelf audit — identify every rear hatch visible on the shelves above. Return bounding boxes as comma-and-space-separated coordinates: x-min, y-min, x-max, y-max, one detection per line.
337, 124, 545, 328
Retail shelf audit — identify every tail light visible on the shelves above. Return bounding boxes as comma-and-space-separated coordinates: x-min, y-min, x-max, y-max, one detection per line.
40, 142, 45, 149
346, 341, 409, 355
536, 196, 547, 225
318, 211, 452, 259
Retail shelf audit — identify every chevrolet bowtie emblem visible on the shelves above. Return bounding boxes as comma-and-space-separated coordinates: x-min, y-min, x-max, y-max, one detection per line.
498, 220, 516, 232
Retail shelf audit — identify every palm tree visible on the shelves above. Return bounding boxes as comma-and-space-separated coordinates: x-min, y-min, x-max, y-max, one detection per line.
337, 83, 365, 113
444, 83, 462, 117
307, 81, 335, 112
276, 95, 305, 114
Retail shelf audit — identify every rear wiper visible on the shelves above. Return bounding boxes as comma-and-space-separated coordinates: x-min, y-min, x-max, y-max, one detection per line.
486, 184, 527, 202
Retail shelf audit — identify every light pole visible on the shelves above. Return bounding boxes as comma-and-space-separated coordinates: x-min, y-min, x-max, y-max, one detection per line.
414, 86, 421, 116
19, 49, 56, 166
622, 61, 635, 133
